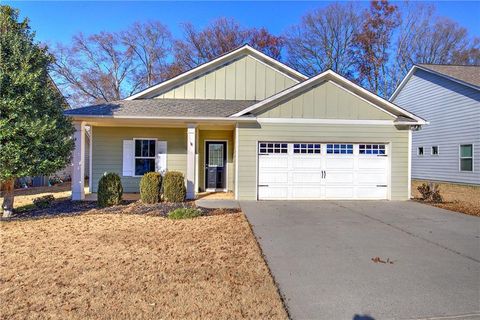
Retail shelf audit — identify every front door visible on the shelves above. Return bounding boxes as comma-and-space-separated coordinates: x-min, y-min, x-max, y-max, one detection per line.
205, 141, 227, 190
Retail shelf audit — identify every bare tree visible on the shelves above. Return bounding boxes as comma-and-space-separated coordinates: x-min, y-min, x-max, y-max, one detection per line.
52, 32, 136, 106
168, 18, 284, 77
121, 21, 172, 88
284, 3, 360, 78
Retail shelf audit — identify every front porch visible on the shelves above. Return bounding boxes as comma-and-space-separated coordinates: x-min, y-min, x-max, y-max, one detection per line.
71, 119, 239, 201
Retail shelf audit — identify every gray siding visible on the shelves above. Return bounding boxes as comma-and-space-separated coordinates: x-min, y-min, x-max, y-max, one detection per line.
394, 69, 480, 185
154, 55, 297, 100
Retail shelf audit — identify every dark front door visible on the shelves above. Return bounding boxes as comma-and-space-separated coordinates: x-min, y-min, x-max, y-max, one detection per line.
205, 141, 226, 190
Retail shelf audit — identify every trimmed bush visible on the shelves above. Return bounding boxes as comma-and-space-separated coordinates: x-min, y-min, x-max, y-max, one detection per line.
97, 172, 123, 207
163, 171, 186, 202
33, 194, 55, 208
417, 183, 432, 200
418, 182, 443, 203
140, 172, 162, 204
168, 208, 202, 219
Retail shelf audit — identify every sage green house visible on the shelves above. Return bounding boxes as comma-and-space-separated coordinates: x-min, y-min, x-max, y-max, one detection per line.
65, 45, 426, 201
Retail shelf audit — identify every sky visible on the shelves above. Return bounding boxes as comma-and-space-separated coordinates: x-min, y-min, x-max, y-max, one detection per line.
6, 1, 480, 47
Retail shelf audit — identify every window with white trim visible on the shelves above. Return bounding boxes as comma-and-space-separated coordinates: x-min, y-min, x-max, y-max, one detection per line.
326, 144, 353, 154
293, 143, 321, 154
431, 146, 439, 155
135, 139, 156, 175
460, 144, 473, 172
359, 144, 386, 155
417, 147, 424, 156
259, 143, 288, 154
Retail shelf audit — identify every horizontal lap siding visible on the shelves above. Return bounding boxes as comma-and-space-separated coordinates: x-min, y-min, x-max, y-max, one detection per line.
92, 127, 187, 193
394, 70, 480, 185
237, 123, 409, 200
198, 130, 235, 192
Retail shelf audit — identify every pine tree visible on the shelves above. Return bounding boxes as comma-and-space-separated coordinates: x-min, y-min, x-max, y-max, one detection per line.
0, 5, 74, 217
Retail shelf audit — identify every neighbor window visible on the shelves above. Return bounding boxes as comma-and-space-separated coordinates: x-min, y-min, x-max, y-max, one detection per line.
431, 146, 439, 155
135, 139, 156, 176
460, 144, 473, 172
417, 147, 424, 156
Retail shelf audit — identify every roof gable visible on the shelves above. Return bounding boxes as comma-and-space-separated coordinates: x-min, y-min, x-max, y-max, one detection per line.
126, 45, 307, 100
257, 81, 395, 120
390, 65, 480, 101
232, 70, 426, 124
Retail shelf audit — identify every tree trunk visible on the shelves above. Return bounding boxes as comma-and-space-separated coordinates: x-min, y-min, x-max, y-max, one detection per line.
1, 178, 15, 218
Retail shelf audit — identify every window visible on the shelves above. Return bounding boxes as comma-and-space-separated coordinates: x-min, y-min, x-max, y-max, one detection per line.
359, 144, 386, 155
135, 139, 156, 176
460, 144, 473, 172
259, 143, 288, 154
293, 143, 321, 154
326, 144, 353, 154
417, 147, 424, 156
431, 146, 439, 155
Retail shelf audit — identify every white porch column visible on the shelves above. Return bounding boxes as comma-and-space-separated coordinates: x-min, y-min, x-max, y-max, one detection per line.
186, 124, 197, 199
72, 121, 85, 200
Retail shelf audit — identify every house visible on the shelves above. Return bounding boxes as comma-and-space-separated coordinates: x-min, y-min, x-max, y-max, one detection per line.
391, 64, 480, 186
65, 45, 426, 201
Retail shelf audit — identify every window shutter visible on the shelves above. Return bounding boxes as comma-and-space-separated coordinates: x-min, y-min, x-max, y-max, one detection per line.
156, 141, 167, 173
122, 140, 134, 176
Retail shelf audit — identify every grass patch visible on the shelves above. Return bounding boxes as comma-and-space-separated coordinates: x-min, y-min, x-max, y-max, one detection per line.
167, 207, 202, 219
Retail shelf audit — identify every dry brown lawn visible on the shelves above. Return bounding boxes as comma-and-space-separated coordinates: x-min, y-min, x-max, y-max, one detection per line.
0, 182, 88, 209
412, 180, 480, 216
0, 213, 287, 319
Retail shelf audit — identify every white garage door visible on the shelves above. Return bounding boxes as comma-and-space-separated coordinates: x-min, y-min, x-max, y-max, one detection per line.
258, 142, 389, 200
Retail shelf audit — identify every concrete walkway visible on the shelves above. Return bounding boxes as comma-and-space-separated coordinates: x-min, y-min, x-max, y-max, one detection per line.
242, 200, 480, 320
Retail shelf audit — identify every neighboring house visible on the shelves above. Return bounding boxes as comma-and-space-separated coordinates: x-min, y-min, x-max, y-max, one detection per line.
391, 64, 480, 186
65, 45, 426, 201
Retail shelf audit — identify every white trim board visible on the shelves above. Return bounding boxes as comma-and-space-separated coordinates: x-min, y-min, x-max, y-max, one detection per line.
257, 118, 398, 125
231, 69, 427, 125
125, 44, 308, 100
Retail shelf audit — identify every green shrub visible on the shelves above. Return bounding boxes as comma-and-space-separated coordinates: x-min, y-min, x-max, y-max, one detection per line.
163, 171, 186, 202
167, 208, 202, 219
33, 194, 55, 208
140, 172, 162, 204
97, 172, 123, 207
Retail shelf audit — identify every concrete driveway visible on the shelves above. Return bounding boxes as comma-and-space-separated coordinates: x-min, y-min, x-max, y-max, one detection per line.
241, 201, 480, 320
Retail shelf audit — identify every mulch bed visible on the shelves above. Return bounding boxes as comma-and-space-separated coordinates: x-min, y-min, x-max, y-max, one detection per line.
2, 199, 241, 221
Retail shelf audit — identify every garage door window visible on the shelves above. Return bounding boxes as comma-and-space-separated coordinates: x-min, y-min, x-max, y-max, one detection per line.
259, 143, 288, 154
293, 143, 321, 154
359, 144, 386, 155
326, 144, 353, 154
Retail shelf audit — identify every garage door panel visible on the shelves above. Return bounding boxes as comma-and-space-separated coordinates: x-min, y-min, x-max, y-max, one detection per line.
358, 157, 387, 169
325, 158, 354, 169
292, 187, 322, 199
357, 172, 387, 184
292, 172, 322, 184
258, 142, 389, 200
259, 156, 288, 169
325, 187, 354, 199
357, 187, 388, 199
259, 172, 288, 184
292, 157, 322, 169
258, 186, 288, 199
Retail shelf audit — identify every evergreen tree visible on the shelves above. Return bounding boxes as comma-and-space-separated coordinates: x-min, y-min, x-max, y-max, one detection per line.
0, 5, 74, 217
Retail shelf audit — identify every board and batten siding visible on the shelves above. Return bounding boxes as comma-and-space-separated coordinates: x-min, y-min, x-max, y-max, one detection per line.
91, 126, 187, 193
236, 123, 409, 200
258, 81, 394, 120
198, 130, 234, 192
154, 55, 297, 101
393, 69, 480, 185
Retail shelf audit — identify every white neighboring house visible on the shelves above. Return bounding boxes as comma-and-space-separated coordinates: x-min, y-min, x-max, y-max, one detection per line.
391, 64, 480, 186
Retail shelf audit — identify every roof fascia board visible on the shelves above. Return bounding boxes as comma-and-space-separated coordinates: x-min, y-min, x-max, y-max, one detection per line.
389, 66, 416, 101
125, 45, 307, 100
66, 114, 257, 122
232, 70, 426, 124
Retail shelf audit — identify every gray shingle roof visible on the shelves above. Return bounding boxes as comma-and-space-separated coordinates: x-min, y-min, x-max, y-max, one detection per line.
418, 64, 480, 88
64, 99, 257, 118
